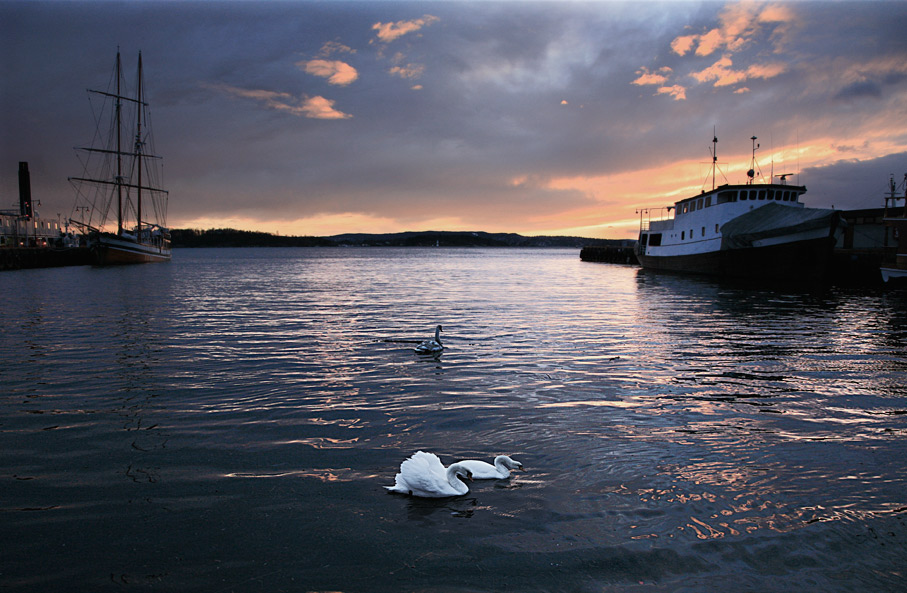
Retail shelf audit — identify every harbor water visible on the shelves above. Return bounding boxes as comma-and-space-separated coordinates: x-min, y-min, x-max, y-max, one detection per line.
1, 247, 906, 592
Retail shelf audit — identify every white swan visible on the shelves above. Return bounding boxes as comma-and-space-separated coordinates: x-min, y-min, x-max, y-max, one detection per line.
414, 325, 443, 354
458, 455, 524, 479
385, 451, 473, 497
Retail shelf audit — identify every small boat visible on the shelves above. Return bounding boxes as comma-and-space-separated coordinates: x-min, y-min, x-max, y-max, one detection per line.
635, 134, 844, 281
880, 173, 907, 283
69, 50, 170, 265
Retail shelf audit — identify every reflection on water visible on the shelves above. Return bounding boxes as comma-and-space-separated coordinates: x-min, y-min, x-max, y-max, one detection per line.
1, 248, 906, 592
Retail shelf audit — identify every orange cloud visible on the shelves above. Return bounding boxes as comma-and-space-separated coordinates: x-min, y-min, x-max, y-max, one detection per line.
670, 2, 794, 57
632, 66, 672, 86
372, 15, 439, 43
690, 55, 786, 88
671, 35, 697, 56
301, 59, 359, 86
389, 63, 425, 80
657, 85, 687, 100
298, 96, 352, 120
319, 41, 355, 56
205, 83, 351, 119
691, 55, 745, 86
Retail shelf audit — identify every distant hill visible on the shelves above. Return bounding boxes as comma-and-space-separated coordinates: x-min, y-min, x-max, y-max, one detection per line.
170, 228, 625, 248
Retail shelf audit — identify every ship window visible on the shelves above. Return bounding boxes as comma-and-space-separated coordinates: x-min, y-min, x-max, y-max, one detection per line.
649, 233, 662, 246
701, 226, 705, 237
690, 201, 696, 212
784, 191, 791, 201
717, 190, 737, 203
640, 233, 649, 247
681, 231, 685, 240
690, 229, 694, 239
741, 191, 748, 200
758, 190, 766, 200
715, 223, 719, 233
705, 196, 712, 207
698, 199, 703, 209
750, 190, 757, 200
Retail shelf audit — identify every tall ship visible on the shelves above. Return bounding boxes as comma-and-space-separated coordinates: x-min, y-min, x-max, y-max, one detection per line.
69, 51, 170, 265
635, 134, 844, 281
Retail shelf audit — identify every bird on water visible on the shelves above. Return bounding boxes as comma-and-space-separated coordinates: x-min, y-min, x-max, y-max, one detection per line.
458, 455, 524, 479
385, 451, 473, 497
414, 324, 443, 354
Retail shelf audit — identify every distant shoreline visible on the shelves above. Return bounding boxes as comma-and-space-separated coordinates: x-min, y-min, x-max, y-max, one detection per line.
170, 228, 629, 249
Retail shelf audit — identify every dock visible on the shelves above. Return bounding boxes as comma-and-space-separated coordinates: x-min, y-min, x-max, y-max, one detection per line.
0, 247, 91, 271
579, 245, 637, 265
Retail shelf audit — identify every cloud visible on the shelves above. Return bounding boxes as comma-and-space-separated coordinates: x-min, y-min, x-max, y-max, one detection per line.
300, 59, 359, 86
673, 2, 794, 58
388, 63, 425, 80
298, 96, 352, 120
690, 54, 746, 86
632, 66, 672, 86
671, 35, 696, 56
656, 85, 687, 101
691, 56, 786, 87
645, 2, 794, 97
319, 41, 355, 56
372, 14, 439, 43
206, 83, 352, 119
633, 66, 686, 100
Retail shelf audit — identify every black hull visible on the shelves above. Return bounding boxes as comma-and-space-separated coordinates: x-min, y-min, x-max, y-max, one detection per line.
91, 234, 171, 266
635, 236, 837, 281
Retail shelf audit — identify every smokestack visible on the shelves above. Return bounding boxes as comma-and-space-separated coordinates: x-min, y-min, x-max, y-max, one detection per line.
18, 162, 33, 219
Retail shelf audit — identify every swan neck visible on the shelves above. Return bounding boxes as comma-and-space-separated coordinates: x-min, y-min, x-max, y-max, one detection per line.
446, 464, 463, 487
434, 327, 442, 343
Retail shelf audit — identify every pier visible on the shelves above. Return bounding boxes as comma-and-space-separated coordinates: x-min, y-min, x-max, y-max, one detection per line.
579, 245, 637, 264
0, 247, 91, 271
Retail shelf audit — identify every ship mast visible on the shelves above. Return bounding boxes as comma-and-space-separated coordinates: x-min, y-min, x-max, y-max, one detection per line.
746, 136, 760, 185
116, 50, 123, 234
710, 131, 718, 190
135, 51, 143, 243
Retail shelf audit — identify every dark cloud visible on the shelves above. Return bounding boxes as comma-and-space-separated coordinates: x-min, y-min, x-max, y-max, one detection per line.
2, 1, 906, 238
836, 80, 882, 101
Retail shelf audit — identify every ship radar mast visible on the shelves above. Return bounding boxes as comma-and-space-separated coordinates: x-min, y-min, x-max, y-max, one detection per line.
709, 131, 718, 190
746, 136, 762, 185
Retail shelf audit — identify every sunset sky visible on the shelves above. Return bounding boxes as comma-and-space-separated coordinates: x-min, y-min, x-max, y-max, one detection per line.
2, 0, 906, 240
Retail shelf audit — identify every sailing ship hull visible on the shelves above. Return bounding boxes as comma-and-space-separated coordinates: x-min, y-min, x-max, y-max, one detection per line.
91, 234, 171, 265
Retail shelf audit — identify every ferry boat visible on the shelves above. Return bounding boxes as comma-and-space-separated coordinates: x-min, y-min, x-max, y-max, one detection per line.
635, 135, 844, 281
880, 173, 907, 283
69, 51, 170, 265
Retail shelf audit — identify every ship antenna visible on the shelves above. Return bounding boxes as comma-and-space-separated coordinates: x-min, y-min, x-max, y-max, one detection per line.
746, 135, 761, 185
710, 128, 718, 190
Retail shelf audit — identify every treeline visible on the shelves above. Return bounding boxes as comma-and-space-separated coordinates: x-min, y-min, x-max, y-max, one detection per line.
170, 228, 334, 248
170, 228, 624, 249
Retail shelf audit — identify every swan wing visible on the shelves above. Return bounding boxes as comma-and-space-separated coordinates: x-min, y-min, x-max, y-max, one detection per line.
397, 451, 455, 497
414, 340, 443, 353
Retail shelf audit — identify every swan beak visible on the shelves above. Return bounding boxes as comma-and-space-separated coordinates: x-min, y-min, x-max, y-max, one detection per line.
518, 466, 525, 472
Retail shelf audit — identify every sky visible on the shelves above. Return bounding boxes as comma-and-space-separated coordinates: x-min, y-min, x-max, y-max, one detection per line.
2, 0, 906, 240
